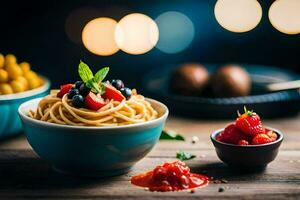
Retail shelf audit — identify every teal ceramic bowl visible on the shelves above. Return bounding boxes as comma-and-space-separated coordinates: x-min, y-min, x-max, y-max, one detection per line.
18, 97, 168, 177
0, 76, 50, 140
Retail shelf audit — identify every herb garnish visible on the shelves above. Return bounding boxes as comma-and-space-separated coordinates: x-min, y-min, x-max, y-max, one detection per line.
78, 60, 109, 94
160, 130, 185, 141
176, 150, 196, 161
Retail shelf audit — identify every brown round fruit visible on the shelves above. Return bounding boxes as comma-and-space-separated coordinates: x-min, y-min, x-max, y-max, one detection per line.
170, 63, 209, 96
211, 64, 251, 97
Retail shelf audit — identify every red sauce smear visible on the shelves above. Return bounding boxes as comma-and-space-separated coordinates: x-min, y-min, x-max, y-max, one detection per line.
131, 161, 210, 192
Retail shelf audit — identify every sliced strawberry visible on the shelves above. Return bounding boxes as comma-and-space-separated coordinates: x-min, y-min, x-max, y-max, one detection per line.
84, 92, 106, 110
217, 124, 249, 144
238, 139, 249, 146
236, 107, 264, 137
252, 134, 273, 145
57, 84, 73, 98
102, 84, 125, 102
265, 129, 277, 142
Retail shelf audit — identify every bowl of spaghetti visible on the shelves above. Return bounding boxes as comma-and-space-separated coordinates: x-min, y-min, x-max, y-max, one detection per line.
18, 61, 168, 177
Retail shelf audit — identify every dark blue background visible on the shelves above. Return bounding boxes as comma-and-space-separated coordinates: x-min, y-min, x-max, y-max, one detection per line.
0, 0, 299, 89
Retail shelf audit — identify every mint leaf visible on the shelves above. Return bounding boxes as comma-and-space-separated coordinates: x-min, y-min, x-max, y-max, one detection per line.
94, 67, 109, 83
86, 80, 103, 94
78, 60, 94, 83
85, 79, 93, 88
160, 130, 185, 141
176, 150, 196, 161
78, 61, 109, 95
92, 82, 102, 94
99, 83, 106, 95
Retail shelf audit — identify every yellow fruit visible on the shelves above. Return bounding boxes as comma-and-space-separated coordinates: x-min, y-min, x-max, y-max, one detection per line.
0, 83, 13, 94
11, 80, 25, 93
7, 64, 23, 80
5, 54, 17, 67
24, 70, 38, 80
19, 62, 31, 73
0, 54, 4, 68
0, 69, 8, 83
27, 78, 41, 89
16, 76, 28, 90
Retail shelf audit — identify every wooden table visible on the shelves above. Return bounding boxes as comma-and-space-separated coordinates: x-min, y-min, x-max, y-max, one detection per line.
0, 116, 299, 199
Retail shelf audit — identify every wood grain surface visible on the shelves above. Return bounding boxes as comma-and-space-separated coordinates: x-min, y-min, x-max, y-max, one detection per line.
0, 116, 299, 199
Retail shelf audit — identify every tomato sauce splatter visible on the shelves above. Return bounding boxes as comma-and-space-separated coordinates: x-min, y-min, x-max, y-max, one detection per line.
131, 161, 210, 192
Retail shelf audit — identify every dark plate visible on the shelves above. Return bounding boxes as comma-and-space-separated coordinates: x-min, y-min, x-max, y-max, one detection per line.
142, 64, 300, 119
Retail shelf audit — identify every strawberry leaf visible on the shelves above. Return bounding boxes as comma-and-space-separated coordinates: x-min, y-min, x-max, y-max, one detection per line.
243, 106, 253, 116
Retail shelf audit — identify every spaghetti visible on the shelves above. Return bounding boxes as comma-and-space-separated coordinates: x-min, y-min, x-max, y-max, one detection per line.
28, 90, 158, 127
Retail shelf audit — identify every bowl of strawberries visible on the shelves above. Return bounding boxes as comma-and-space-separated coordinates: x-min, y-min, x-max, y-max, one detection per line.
211, 107, 283, 168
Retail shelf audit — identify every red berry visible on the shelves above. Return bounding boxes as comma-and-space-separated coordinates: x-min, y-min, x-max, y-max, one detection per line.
57, 84, 73, 98
84, 92, 106, 110
217, 124, 249, 144
216, 131, 225, 141
252, 134, 273, 145
152, 166, 167, 181
102, 84, 125, 102
265, 129, 277, 142
168, 164, 183, 177
238, 140, 249, 145
180, 175, 190, 189
236, 107, 264, 137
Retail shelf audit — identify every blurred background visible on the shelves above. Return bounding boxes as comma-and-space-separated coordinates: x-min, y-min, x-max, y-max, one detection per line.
0, 0, 299, 89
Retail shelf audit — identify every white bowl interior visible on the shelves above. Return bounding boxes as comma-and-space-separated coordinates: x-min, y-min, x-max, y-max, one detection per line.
19, 97, 41, 115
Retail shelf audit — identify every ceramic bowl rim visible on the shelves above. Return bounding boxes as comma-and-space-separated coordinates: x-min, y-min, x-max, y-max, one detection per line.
0, 75, 50, 101
18, 97, 169, 131
210, 127, 283, 148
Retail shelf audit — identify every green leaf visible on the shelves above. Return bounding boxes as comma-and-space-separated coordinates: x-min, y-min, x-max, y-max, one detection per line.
94, 67, 109, 83
78, 60, 94, 83
176, 150, 196, 161
92, 82, 102, 94
85, 79, 94, 89
160, 130, 185, 141
99, 83, 106, 95
86, 80, 103, 94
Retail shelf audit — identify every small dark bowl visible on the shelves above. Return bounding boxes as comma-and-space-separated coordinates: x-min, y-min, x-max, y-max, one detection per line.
211, 127, 283, 169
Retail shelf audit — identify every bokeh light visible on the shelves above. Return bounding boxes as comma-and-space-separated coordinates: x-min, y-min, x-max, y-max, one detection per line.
214, 0, 262, 33
82, 17, 119, 56
269, 0, 300, 35
155, 11, 195, 54
115, 13, 159, 55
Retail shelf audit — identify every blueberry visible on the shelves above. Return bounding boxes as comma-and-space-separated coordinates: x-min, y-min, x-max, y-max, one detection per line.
79, 84, 91, 97
68, 88, 79, 99
120, 87, 132, 99
72, 94, 84, 107
75, 81, 83, 89
111, 79, 124, 90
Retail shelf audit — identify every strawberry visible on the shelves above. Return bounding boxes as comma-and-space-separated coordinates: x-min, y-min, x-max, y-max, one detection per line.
217, 124, 249, 144
252, 134, 273, 145
84, 92, 106, 110
236, 107, 264, 137
238, 140, 249, 146
102, 84, 125, 102
57, 84, 73, 98
265, 129, 277, 142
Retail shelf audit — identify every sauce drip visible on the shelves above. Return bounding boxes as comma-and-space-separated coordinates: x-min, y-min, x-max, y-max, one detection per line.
131, 161, 210, 192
